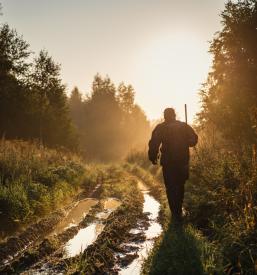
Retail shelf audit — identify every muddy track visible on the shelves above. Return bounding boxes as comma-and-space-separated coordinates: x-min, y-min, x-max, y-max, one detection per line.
0, 184, 101, 272
0, 174, 163, 275
66, 180, 162, 275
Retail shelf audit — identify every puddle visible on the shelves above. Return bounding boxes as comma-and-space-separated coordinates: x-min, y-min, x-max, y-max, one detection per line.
53, 199, 98, 234
104, 197, 121, 210
143, 192, 159, 220
119, 183, 162, 275
63, 197, 121, 258
96, 198, 121, 219
64, 222, 104, 257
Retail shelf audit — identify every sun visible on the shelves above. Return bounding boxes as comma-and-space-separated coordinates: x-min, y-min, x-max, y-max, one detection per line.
134, 32, 211, 123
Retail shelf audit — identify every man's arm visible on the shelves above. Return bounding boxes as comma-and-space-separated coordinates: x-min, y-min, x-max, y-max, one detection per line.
148, 125, 162, 164
186, 124, 198, 147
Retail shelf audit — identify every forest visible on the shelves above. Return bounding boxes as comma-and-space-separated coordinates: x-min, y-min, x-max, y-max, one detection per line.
0, 1, 256, 274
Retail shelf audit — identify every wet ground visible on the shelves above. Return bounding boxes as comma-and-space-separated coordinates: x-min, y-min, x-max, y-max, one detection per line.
0, 179, 163, 275
52, 199, 98, 235
20, 197, 121, 274
62, 197, 121, 258
117, 182, 162, 274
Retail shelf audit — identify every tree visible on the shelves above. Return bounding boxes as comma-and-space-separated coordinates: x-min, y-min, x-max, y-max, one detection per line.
0, 24, 30, 78
117, 83, 150, 151
199, 0, 257, 148
69, 87, 84, 130
76, 74, 150, 160
29, 50, 77, 149
118, 82, 135, 114
82, 74, 123, 160
0, 24, 31, 138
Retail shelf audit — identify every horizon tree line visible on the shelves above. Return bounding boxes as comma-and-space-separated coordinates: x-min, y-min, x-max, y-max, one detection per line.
0, 20, 150, 160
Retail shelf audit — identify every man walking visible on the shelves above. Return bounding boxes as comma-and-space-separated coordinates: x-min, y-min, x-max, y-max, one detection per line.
148, 108, 198, 224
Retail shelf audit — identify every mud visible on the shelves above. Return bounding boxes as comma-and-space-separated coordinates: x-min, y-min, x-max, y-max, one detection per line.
63, 198, 120, 258
53, 198, 98, 235
0, 210, 65, 265
117, 183, 163, 275
14, 198, 121, 274
0, 185, 102, 273
0, 179, 162, 275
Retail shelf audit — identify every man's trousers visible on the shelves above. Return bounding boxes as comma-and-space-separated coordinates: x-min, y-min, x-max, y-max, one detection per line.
162, 165, 187, 221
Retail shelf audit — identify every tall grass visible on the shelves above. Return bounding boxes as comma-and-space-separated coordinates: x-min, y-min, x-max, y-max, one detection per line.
142, 224, 222, 275
186, 138, 257, 274
0, 139, 85, 237
126, 143, 257, 274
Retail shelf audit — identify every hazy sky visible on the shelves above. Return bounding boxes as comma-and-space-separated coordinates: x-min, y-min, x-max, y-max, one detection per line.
1, 0, 226, 122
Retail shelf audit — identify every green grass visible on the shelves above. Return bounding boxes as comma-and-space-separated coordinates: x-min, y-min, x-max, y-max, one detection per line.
142, 224, 222, 275
125, 156, 223, 274
0, 139, 91, 237
128, 146, 257, 274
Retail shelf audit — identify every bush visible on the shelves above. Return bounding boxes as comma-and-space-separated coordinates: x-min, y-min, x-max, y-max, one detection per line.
185, 140, 257, 273
0, 140, 86, 236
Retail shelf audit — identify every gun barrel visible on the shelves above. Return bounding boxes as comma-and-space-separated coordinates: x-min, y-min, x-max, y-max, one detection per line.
185, 104, 188, 124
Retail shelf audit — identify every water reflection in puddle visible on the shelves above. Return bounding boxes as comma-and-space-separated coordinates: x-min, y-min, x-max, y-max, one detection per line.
96, 198, 121, 219
64, 222, 104, 257
119, 185, 162, 275
63, 198, 121, 258
143, 192, 159, 220
53, 199, 98, 235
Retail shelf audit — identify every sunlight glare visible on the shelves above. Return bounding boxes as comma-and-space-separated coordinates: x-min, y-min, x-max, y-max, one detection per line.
135, 33, 211, 123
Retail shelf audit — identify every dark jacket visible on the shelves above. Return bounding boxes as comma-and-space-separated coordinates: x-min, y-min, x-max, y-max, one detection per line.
148, 120, 198, 167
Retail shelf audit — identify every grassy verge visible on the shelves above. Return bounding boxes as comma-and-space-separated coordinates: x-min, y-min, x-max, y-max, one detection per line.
126, 152, 223, 274
184, 145, 257, 274
0, 140, 97, 238
142, 224, 222, 275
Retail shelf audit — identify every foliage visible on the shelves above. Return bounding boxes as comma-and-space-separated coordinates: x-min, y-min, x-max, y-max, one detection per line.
0, 18, 149, 156
185, 138, 257, 274
68, 75, 150, 161
198, 0, 257, 146
142, 225, 222, 275
0, 23, 77, 149
195, 2, 257, 272
0, 140, 85, 237
28, 50, 77, 148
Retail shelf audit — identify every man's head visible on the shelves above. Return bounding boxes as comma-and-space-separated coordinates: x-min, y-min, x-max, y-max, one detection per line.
164, 108, 176, 122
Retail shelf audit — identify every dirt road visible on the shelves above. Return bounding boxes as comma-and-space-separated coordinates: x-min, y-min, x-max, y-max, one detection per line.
0, 169, 162, 275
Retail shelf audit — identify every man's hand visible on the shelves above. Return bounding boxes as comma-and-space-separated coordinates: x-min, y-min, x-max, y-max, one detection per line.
151, 159, 157, 165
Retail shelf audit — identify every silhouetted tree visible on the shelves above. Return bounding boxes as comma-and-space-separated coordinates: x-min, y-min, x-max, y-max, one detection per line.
199, 0, 257, 148
118, 82, 135, 114
69, 87, 84, 130
74, 74, 150, 160
81, 75, 123, 160
29, 50, 77, 148
0, 24, 31, 138
0, 22, 149, 155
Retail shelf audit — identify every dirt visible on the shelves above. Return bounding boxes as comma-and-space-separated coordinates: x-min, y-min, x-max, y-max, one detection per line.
0, 177, 163, 275
0, 184, 102, 273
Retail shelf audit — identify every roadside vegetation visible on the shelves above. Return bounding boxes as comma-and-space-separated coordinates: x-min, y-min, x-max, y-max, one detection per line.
0, 139, 88, 238
128, 144, 256, 274
126, 155, 222, 275
0, 0, 257, 274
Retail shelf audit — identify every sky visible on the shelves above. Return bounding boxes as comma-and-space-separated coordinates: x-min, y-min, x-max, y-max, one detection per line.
1, 0, 226, 123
